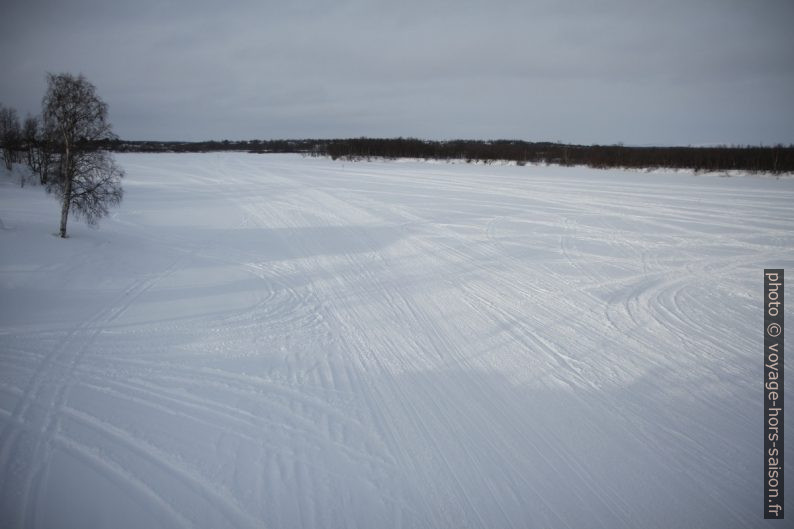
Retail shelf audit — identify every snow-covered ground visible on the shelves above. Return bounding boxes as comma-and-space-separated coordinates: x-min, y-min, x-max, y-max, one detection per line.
1, 153, 792, 529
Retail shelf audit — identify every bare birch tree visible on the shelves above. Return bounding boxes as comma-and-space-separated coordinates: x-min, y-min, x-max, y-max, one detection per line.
0, 105, 21, 172
42, 73, 123, 238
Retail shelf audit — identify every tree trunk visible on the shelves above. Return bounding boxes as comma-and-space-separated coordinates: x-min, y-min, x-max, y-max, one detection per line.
38, 150, 49, 185
59, 183, 71, 237
59, 140, 71, 238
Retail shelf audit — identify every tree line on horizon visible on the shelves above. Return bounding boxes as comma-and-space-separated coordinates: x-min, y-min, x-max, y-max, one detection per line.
103, 137, 794, 174
4, 110, 793, 174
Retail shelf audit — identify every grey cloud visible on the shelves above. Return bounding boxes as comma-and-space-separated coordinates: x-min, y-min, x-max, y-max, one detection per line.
1, 0, 792, 144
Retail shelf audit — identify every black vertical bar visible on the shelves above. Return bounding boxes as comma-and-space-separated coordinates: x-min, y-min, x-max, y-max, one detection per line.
765, 269, 784, 519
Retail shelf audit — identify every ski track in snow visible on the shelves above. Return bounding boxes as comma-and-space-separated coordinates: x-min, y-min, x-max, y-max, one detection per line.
0, 153, 792, 528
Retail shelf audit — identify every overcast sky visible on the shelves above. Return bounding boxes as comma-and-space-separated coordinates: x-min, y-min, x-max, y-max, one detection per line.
1, 0, 792, 145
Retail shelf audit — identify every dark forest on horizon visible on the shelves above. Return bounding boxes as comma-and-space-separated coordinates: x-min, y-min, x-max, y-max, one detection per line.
105, 138, 794, 174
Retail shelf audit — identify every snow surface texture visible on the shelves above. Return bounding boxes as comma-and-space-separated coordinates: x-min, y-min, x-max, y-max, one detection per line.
0, 153, 792, 529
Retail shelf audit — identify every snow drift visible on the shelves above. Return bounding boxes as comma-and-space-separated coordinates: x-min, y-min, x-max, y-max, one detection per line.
1, 153, 792, 528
